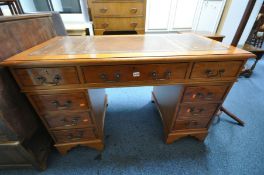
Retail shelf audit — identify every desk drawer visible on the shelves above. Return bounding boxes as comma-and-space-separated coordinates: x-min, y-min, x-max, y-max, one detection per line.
173, 118, 211, 130
182, 85, 228, 103
93, 2, 144, 17
53, 128, 97, 143
177, 103, 219, 119
82, 63, 188, 84
30, 92, 88, 113
94, 17, 144, 30
13, 67, 80, 87
44, 111, 93, 129
190, 61, 243, 79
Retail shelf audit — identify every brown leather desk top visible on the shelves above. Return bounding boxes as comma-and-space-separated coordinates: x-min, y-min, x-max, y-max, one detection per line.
1, 34, 254, 66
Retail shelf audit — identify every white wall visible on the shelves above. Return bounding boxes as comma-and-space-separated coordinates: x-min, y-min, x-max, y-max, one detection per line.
217, 0, 263, 46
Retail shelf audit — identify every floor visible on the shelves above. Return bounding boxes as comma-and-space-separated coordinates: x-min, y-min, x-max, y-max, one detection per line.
1, 60, 264, 175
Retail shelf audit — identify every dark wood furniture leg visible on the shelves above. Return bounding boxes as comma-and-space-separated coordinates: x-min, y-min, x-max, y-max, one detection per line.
219, 106, 245, 126
240, 52, 264, 78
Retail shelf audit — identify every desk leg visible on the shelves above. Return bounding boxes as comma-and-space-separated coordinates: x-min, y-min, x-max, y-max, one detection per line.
240, 53, 263, 78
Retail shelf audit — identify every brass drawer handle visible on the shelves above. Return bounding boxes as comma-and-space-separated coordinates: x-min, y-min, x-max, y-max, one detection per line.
52, 100, 72, 110
205, 69, 226, 78
192, 92, 214, 100
130, 8, 138, 13
151, 71, 172, 81
219, 69, 225, 77
101, 23, 109, 28
67, 131, 84, 140
100, 73, 121, 83
100, 8, 108, 13
61, 116, 81, 126
130, 22, 138, 28
36, 74, 62, 85
205, 69, 218, 78
187, 107, 204, 116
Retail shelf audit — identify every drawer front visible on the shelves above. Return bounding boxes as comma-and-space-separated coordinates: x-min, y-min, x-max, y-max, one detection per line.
93, 2, 144, 17
44, 111, 93, 129
190, 61, 243, 79
14, 67, 80, 87
82, 63, 188, 84
178, 103, 219, 119
182, 85, 229, 103
94, 17, 144, 30
30, 92, 88, 113
53, 128, 97, 143
173, 118, 211, 130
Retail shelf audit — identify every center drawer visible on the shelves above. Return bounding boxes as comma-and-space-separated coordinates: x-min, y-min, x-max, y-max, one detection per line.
30, 92, 89, 113
93, 2, 144, 17
52, 128, 97, 143
81, 63, 188, 84
44, 111, 93, 129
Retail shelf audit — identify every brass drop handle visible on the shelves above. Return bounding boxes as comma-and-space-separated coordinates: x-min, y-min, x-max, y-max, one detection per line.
100, 8, 108, 13
219, 69, 225, 77
205, 92, 214, 100
100, 73, 121, 83
205, 69, 218, 78
102, 23, 109, 28
151, 71, 172, 80
130, 8, 138, 13
67, 131, 84, 140
52, 100, 72, 110
130, 22, 138, 28
36, 74, 62, 85
190, 120, 198, 126
187, 107, 204, 116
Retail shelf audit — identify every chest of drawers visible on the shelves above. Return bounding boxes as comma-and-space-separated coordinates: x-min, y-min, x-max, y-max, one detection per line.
88, 0, 146, 35
1, 34, 255, 154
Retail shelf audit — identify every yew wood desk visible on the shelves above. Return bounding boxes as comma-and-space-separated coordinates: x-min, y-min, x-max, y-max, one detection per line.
1, 34, 255, 155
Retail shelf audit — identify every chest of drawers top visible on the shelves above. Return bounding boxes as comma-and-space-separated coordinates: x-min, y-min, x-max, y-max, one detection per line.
1, 34, 254, 66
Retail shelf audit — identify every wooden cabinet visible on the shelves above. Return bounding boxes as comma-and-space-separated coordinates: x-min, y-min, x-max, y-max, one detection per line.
146, 0, 226, 33
88, 0, 147, 35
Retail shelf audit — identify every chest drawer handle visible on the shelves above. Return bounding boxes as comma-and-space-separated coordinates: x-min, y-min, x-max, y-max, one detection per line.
52, 100, 72, 110
36, 74, 62, 85
130, 22, 138, 28
130, 8, 138, 13
100, 73, 121, 83
102, 23, 109, 28
151, 71, 172, 81
100, 8, 108, 13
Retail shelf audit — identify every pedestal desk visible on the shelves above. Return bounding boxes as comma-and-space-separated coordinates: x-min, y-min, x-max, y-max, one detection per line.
1, 34, 254, 155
